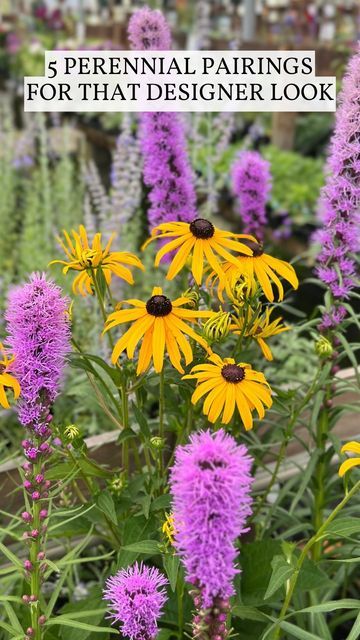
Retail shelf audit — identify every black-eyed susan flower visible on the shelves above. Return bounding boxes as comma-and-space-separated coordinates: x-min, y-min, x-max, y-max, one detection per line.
339, 442, 360, 477
142, 219, 254, 285
162, 512, 176, 545
231, 307, 289, 361
208, 239, 298, 303
104, 287, 213, 375
0, 343, 20, 409
183, 353, 272, 429
50, 225, 144, 296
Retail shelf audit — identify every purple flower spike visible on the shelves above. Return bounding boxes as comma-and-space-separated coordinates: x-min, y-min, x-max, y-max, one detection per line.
314, 46, 360, 306
170, 429, 253, 609
140, 112, 197, 230
6, 273, 71, 429
103, 562, 168, 640
127, 7, 171, 51
231, 150, 272, 241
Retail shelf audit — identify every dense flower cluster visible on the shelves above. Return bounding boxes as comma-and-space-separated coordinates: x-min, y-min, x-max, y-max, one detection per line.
110, 114, 142, 229
103, 563, 168, 640
128, 7, 197, 235
170, 430, 253, 607
127, 6, 171, 51
6, 273, 70, 429
231, 150, 272, 241
315, 46, 360, 319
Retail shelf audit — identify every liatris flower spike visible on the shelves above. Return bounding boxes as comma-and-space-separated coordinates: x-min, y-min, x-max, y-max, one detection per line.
339, 442, 360, 477
232, 150, 272, 241
6, 273, 71, 636
50, 225, 144, 296
104, 286, 213, 374
170, 429, 253, 638
103, 562, 168, 640
142, 218, 255, 285
0, 342, 20, 409
127, 6, 171, 51
315, 46, 360, 306
184, 352, 272, 429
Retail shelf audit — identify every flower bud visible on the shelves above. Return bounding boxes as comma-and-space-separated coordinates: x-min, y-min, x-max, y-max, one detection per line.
24, 560, 32, 571
30, 529, 39, 539
150, 436, 165, 450
182, 288, 200, 309
31, 491, 41, 501
64, 424, 80, 440
38, 616, 47, 626
39, 509, 48, 519
24, 480, 32, 490
203, 309, 231, 343
22, 595, 30, 604
35, 474, 44, 484
315, 336, 333, 359
37, 551, 45, 561
22, 511, 32, 523
26, 628, 34, 637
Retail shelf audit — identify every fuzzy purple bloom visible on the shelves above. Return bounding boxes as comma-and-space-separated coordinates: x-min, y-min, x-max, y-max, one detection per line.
103, 562, 168, 640
315, 46, 360, 304
110, 114, 142, 229
127, 7, 171, 51
5, 273, 71, 429
127, 10, 197, 234
140, 112, 197, 229
170, 429, 253, 608
231, 150, 272, 241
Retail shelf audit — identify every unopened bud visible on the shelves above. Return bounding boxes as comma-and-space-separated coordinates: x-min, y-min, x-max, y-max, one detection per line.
203, 309, 231, 343
315, 336, 333, 359
150, 436, 165, 450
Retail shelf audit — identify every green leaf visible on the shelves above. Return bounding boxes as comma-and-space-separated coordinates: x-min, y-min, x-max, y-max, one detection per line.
322, 517, 360, 539
0, 541, 23, 570
232, 605, 270, 622
346, 611, 360, 640
295, 600, 360, 615
240, 539, 283, 605
96, 491, 118, 526
264, 555, 294, 600
131, 402, 151, 438
279, 621, 323, 640
46, 618, 117, 634
122, 540, 160, 555
163, 554, 180, 592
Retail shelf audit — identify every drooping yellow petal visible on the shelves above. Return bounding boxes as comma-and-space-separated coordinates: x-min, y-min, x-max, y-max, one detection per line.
339, 457, 360, 478
222, 384, 236, 424
166, 238, 196, 280
137, 329, 153, 374
152, 317, 166, 373
341, 442, 360, 455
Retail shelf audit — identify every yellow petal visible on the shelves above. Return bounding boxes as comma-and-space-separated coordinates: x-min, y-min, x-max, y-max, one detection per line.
339, 457, 360, 478
341, 442, 360, 455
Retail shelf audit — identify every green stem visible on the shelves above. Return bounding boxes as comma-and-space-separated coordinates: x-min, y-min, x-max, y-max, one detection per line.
312, 395, 330, 562
159, 369, 165, 478
30, 458, 43, 640
121, 380, 130, 474
273, 479, 360, 639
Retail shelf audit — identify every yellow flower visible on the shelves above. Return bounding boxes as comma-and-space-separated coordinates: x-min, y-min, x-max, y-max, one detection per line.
231, 307, 289, 361
162, 512, 176, 545
0, 343, 20, 410
183, 352, 272, 429
50, 225, 144, 296
208, 239, 298, 303
339, 442, 360, 477
104, 287, 213, 375
142, 218, 254, 285
203, 308, 231, 343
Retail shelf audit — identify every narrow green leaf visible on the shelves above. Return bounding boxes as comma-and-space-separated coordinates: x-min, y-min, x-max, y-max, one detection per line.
294, 599, 360, 615
122, 540, 160, 554
279, 621, 323, 639
0, 541, 23, 570
322, 517, 360, 539
131, 402, 151, 438
45, 618, 117, 634
347, 611, 360, 640
96, 491, 118, 526
232, 605, 270, 622
264, 556, 294, 600
163, 554, 180, 592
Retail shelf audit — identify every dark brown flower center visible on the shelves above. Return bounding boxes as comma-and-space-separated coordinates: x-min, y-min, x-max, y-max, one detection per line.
221, 364, 245, 383
190, 218, 215, 239
239, 238, 264, 257
146, 295, 172, 317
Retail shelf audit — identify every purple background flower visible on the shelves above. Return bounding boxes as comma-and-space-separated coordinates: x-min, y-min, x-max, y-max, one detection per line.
231, 150, 272, 241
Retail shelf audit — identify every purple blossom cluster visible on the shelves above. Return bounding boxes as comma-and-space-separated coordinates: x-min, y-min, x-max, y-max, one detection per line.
231, 150, 272, 241
128, 8, 197, 233
103, 563, 168, 640
170, 430, 253, 637
5, 273, 70, 633
127, 6, 171, 51
140, 112, 197, 228
315, 46, 360, 312
6, 273, 70, 430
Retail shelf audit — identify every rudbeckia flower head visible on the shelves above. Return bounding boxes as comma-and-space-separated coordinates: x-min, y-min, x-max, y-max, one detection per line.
0, 343, 20, 409
142, 218, 255, 285
50, 225, 144, 296
104, 286, 213, 375
184, 352, 272, 429
231, 306, 289, 361
208, 239, 298, 303
339, 441, 360, 477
